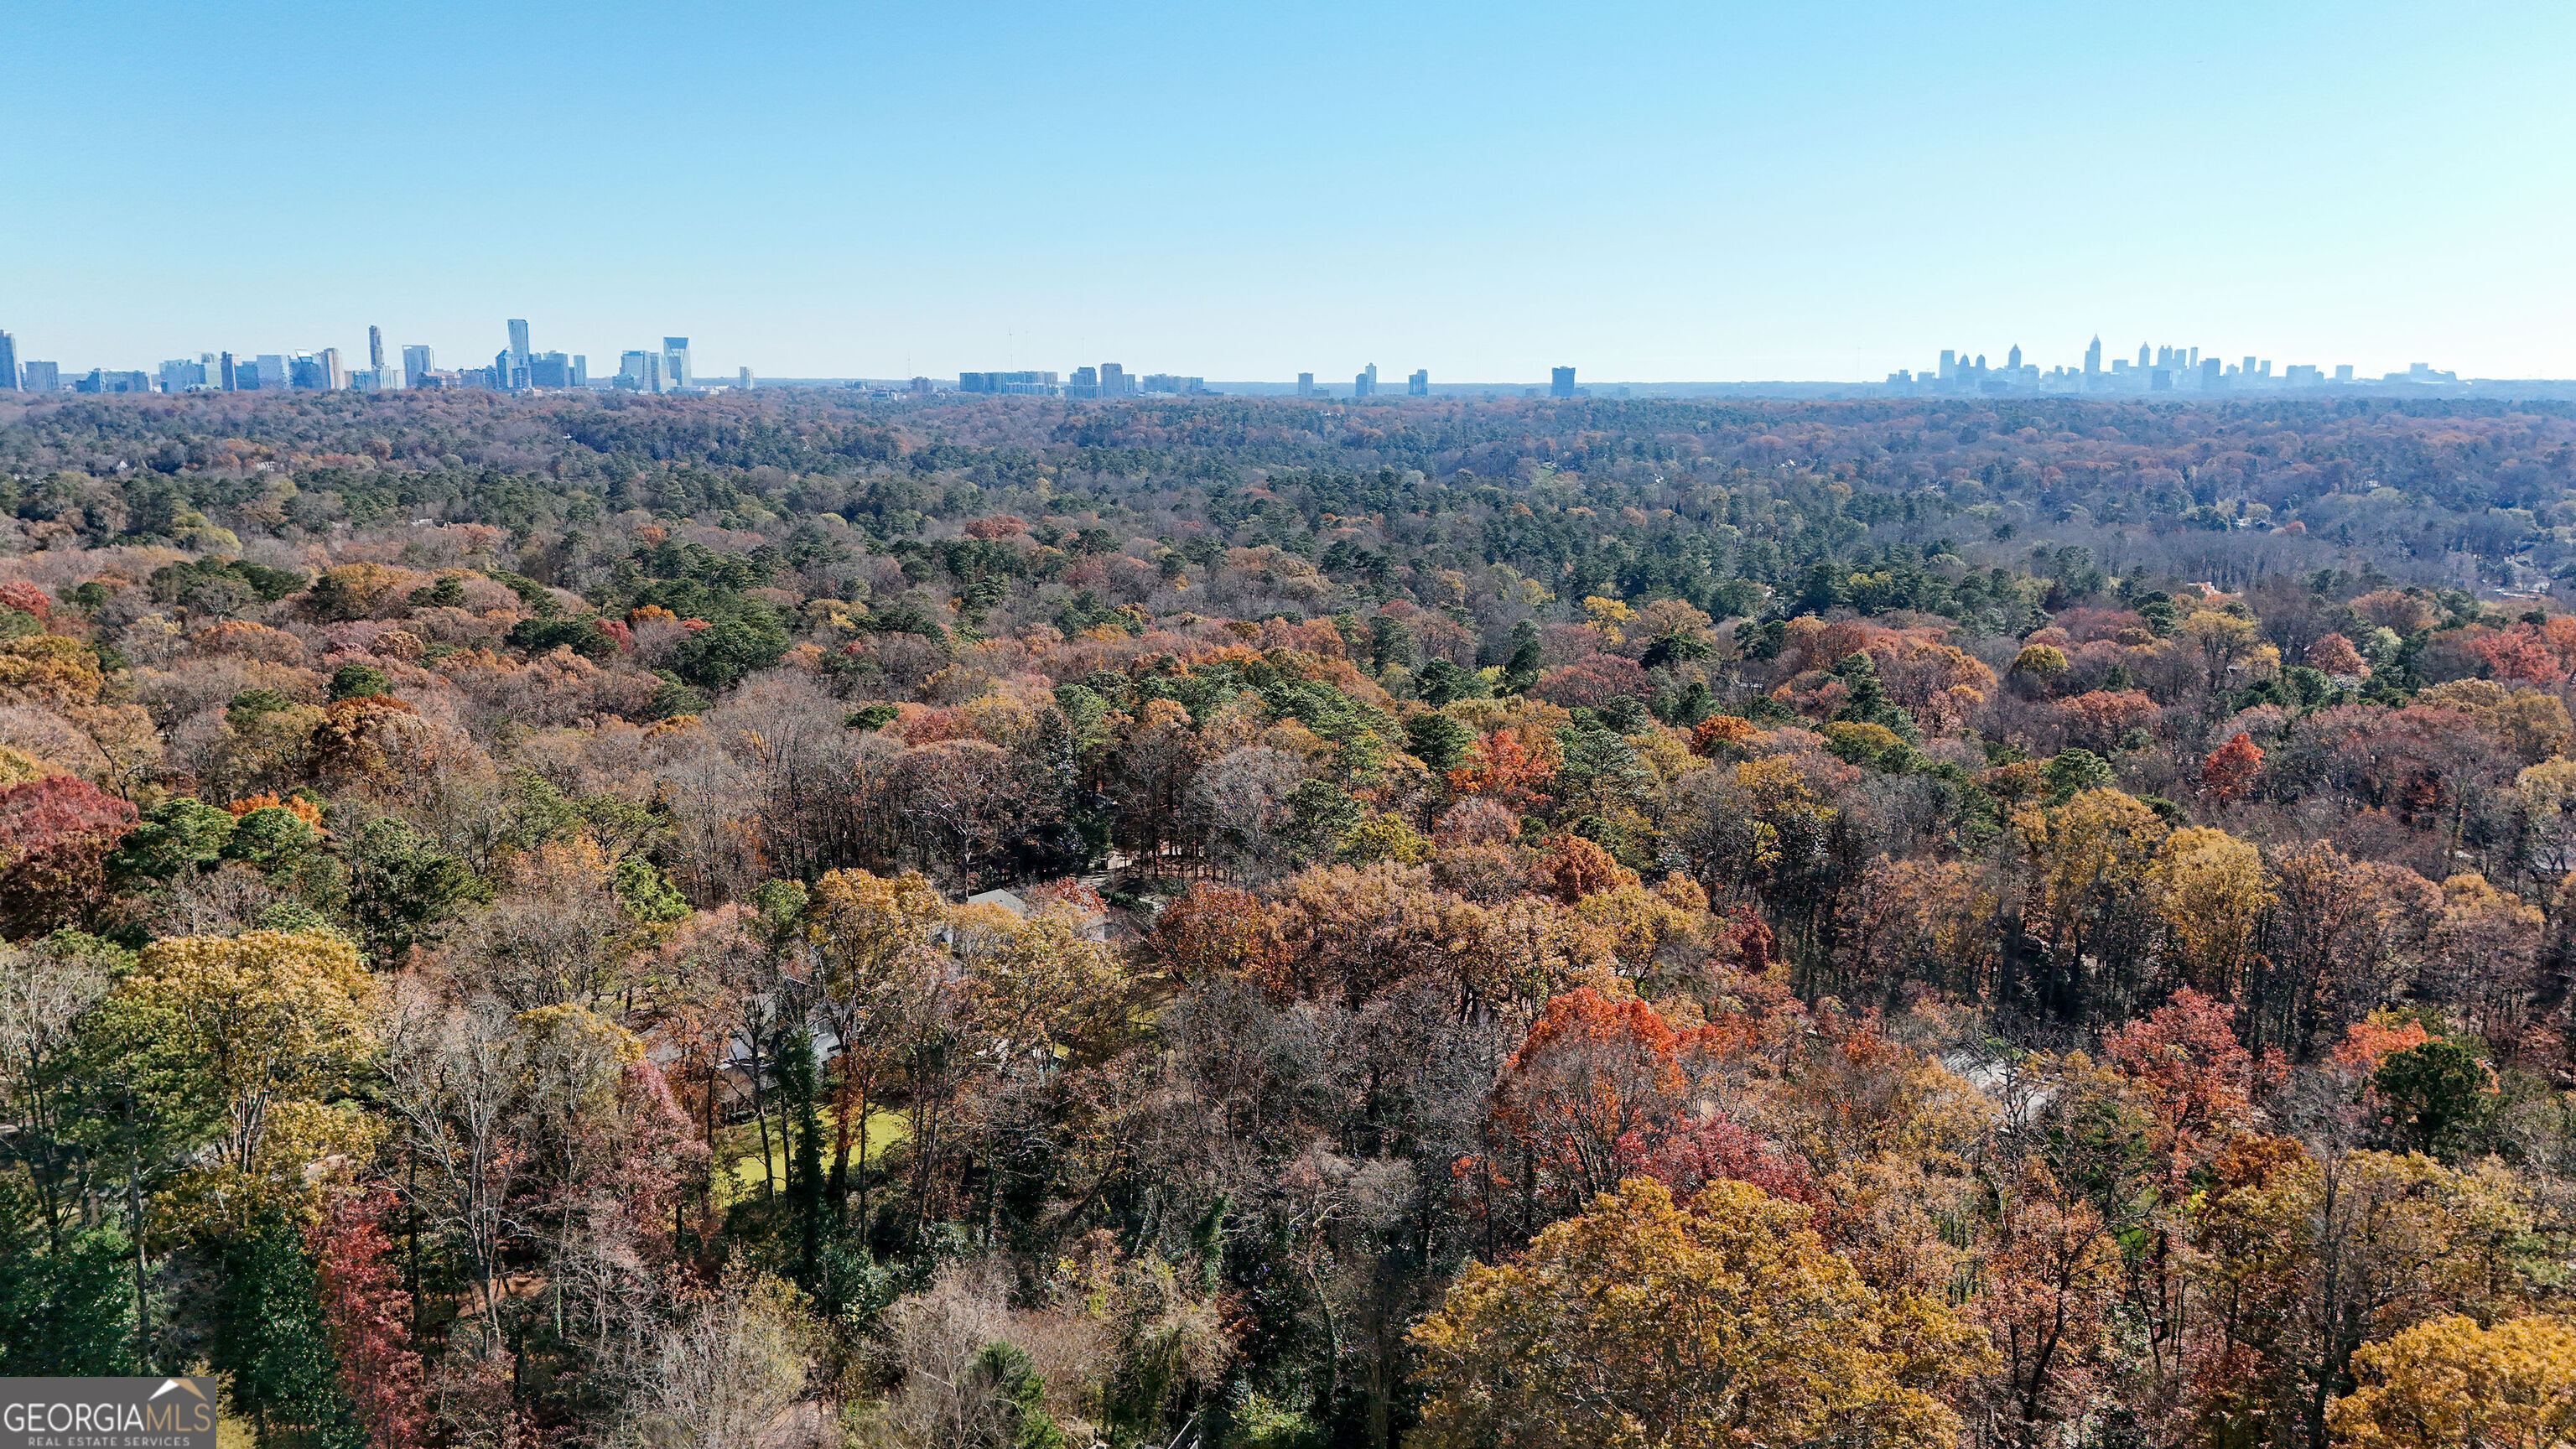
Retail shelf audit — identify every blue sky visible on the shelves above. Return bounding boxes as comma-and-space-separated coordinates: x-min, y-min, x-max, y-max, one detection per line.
6, 2, 2571, 381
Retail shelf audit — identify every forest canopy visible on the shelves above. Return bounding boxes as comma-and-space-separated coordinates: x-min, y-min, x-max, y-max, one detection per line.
2, 384, 2573, 1449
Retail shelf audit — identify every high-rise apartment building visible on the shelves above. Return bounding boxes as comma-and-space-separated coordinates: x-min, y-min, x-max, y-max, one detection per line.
1408, 368, 1429, 396
320, 347, 347, 391
1296, 372, 1316, 398
1353, 363, 1379, 397
1098, 363, 1130, 397
1550, 366, 1576, 398
663, 338, 692, 388
739, 367, 753, 391
0, 330, 16, 391
506, 319, 532, 370
1070, 366, 1099, 398
18, 361, 58, 394
368, 325, 386, 372
402, 345, 434, 388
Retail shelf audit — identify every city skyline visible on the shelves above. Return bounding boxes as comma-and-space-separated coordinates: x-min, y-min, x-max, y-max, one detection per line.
0, 314, 2516, 398
6, 3, 2569, 381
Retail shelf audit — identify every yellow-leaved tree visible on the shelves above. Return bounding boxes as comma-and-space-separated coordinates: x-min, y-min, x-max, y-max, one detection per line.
2328, 1314, 2576, 1447
1409, 1177, 1990, 1449
117, 929, 376, 1176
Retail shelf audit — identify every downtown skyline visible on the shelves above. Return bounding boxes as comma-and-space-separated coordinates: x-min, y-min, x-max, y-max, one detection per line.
0, 314, 2515, 399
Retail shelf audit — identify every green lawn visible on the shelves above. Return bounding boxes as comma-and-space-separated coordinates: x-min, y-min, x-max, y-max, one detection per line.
712, 1105, 908, 1208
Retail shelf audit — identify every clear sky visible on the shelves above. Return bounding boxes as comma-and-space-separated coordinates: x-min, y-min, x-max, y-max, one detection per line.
6, 2, 2572, 382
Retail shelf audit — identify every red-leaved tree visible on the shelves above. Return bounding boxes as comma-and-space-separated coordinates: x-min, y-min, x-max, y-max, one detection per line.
0, 775, 138, 937
308, 1189, 428, 1449
2199, 732, 2264, 803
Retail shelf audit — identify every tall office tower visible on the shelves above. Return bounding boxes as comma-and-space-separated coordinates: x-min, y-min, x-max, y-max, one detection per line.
1070, 366, 1098, 398
2007, 344, 2022, 370
1408, 368, 1428, 396
2188, 347, 2199, 367
506, 319, 532, 370
0, 330, 16, 390
19, 361, 57, 393
739, 366, 752, 391
220, 352, 236, 390
257, 355, 288, 391
368, 325, 385, 371
402, 345, 434, 388
1353, 365, 1374, 398
2242, 356, 2257, 380
1098, 362, 1128, 397
2203, 358, 2223, 388
2334, 364, 2354, 382
2085, 336, 2102, 374
1939, 349, 1955, 381
2136, 343, 2149, 369
1550, 366, 1576, 398
573, 356, 589, 387
320, 347, 347, 391
662, 338, 693, 388
1296, 371, 1315, 397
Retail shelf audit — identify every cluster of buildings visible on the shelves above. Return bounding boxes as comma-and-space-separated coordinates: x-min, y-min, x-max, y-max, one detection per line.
1887, 337, 2460, 396
0, 322, 752, 397
1288, 365, 1582, 399
951, 364, 1208, 397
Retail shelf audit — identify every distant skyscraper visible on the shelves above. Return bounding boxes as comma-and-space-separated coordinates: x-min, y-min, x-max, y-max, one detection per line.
320, 347, 347, 391
1939, 349, 1955, 382
19, 361, 58, 393
402, 345, 434, 388
368, 325, 385, 371
2085, 337, 2102, 375
254, 355, 285, 392
2203, 358, 2223, 388
618, 351, 667, 392
0, 330, 16, 391
1296, 371, 1316, 398
739, 366, 753, 390
2007, 344, 2022, 370
573, 356, 589, 387
220, 352, 236, 390
2137, 342, 2150, 369
663, 337, 692, 388
1550, 366, 1576, 399
507, 319, 531, 369
1408, 368, 1428, 396
1098, 362, 1129, 397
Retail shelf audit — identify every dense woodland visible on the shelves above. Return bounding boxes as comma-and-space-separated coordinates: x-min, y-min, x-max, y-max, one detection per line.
2, 385, 2573, 1448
